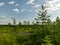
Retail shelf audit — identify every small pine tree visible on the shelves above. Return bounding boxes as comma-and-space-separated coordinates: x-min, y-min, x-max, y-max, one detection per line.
18, 21, 22, 25
47, 19, 52, 25
23, 21, 30, 25
27, 21, 30, 25
42, 36, 53, 45
23, 21, 27, 25
11, 17, 16, 25
35, 5, 50, 39
8, 22, 11, 25
56, 17, 60, 25
32, 20, 35, 25
35, 5, 50, 25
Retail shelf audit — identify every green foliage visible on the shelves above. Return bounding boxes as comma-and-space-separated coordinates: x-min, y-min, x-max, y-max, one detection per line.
0, 23, 60, 45
11, 17, 16, 25
23, 21, 30, 25
42, 36, 53, 45
35, 5, 50, 25
0, 5, 60, 45
18, 21, 22, 25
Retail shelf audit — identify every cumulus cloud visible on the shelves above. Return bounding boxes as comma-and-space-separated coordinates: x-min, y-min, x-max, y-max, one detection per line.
0, 19, 13, 25
9, 1, 15, 5
12, 8, 19, 13
15, 4, 19, 6
26, 0, 40, 8
0, 2, 5, 6
1, 15, 6, 19
33, 4, 40, 8
45, 0, 60, 12
26, 0, 35, 4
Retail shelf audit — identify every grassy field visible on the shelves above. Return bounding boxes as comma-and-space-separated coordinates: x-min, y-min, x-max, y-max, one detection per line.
0, 25, 60, 45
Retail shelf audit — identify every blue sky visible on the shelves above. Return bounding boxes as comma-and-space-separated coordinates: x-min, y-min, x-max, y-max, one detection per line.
0, 0, 60, 24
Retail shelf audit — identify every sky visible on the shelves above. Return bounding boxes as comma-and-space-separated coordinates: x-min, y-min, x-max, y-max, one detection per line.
0, 0, 60, 24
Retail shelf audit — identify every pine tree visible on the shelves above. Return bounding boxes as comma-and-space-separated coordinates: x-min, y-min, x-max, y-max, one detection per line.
47, 19, 52, 25
11, 17, 16, 32
27, 21, 30, 25
18, 21, 22, 25
42, 36, 53, 45
56, 17, 60, 25
23, 21, 30, 25
23, 21, 27, 25
35, 5, 50, 40
11, 17, 16, 25
35, 5, 50, 25
32, 20, 35, 25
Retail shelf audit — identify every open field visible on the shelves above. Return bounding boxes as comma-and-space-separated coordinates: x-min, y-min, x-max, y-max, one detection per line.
0, 25, 60, 45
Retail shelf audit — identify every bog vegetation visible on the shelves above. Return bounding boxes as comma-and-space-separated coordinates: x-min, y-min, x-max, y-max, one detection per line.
0, 5, 60, 45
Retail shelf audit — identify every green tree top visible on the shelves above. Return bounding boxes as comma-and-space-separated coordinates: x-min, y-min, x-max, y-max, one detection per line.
35, 5, 50, 25
11, 17, 16, 25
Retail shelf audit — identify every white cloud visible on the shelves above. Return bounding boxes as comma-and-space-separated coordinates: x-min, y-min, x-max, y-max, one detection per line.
45, 0, 60, 12
21, 9, 26, 12
46, 3, 60, 12
13, 8, 19, 13
33, 4, 40, 8
15, 4, 19, 6
0, 15, 6, 19
9, 1, 15, 5
26, 0, 35, 4
26, 0, 40, 8
0, 2, 5, 6
0, 19, 13, 25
